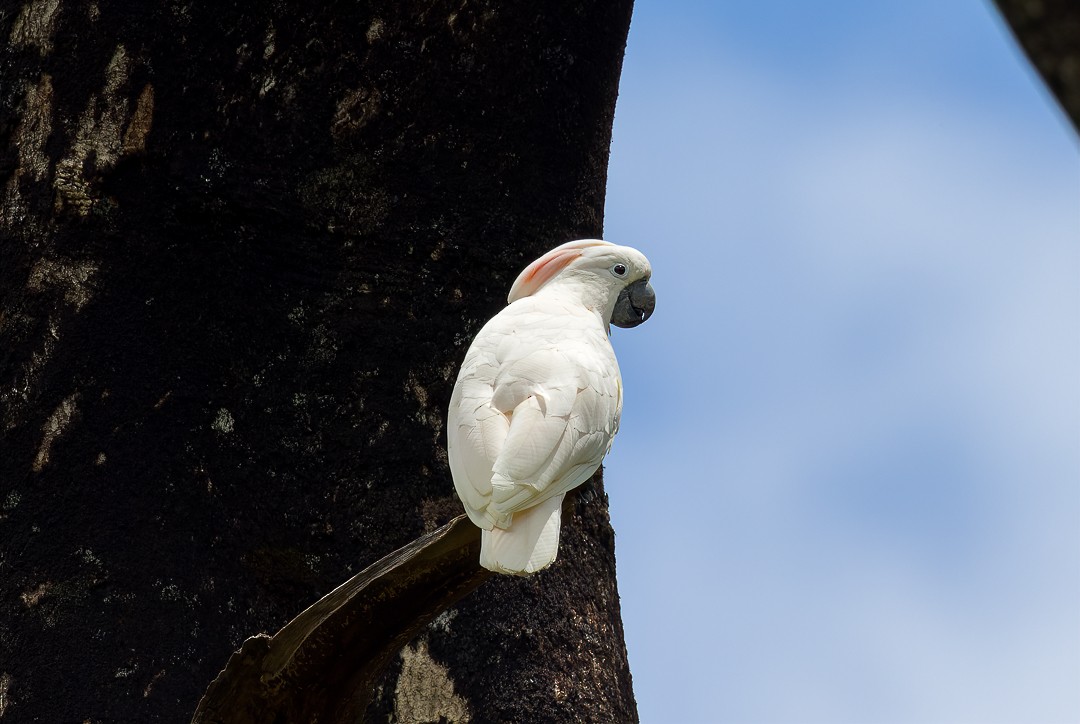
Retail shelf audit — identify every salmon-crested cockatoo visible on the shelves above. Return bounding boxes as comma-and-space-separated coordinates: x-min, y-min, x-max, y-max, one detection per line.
447, 239, 655, 575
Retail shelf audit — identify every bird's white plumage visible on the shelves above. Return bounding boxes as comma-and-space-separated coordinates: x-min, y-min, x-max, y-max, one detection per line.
447, 239, 652, 575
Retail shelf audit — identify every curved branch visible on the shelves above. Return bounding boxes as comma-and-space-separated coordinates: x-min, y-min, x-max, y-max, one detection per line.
191, 514, 491, 723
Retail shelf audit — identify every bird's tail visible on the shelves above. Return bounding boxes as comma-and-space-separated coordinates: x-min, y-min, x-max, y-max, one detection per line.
480, 493, 564, 575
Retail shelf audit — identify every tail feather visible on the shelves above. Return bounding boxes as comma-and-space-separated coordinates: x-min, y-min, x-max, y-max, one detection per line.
480, 494, 564, 575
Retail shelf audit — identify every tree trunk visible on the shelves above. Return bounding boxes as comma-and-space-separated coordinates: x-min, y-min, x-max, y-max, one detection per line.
993, 0, 1080, 133
0, 1, 637, 721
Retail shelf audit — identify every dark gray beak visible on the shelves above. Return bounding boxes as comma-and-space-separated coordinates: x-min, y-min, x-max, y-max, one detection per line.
611, 279, 656, 328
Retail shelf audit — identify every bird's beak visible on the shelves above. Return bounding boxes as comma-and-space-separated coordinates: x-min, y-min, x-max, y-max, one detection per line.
611, 279, 656, 328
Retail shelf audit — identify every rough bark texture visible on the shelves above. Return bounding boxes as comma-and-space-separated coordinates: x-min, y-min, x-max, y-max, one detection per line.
0, 1, 637, 721
994, 0, 1080, 133
192, 514, 492, 724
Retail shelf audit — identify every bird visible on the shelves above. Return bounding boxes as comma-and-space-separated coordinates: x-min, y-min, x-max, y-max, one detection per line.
447, 239, 655, 574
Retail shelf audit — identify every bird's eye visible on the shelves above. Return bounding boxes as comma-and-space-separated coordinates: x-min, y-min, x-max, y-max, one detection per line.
611, 263, 628, 278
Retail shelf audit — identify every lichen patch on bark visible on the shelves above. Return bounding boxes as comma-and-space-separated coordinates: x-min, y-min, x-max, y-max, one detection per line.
121, 83, 155, 156
53, 44, 143, 215
405, 371, 444, 442
11, 74, 53, 182
0, 672, 12, 718
20, 582, 52, 608
27, 258, 99, 312
394, 638, 470, 724
211, 408, 235, 434
1, 73, 53, 230
32, 392, 79, 472
9, 0, 61, 55
1, 320, 57, 433
331, 87, 382, 138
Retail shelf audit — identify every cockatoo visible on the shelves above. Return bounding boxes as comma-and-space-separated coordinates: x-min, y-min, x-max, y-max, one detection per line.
447, 239, 655, 575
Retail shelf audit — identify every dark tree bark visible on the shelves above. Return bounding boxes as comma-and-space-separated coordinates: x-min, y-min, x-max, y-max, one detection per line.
192, 514, 493, 724
0, 1, 637, 721
994, 0, 1080, 133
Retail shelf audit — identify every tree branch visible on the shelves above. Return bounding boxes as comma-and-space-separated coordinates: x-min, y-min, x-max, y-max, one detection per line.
191, 514, 491, 723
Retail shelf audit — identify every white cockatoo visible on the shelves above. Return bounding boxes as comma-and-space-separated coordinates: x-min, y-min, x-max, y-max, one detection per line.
447, 239, 655, 575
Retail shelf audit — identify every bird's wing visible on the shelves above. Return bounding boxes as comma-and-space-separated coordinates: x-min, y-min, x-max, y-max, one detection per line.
485, 342, 619, 526
447, 344, 507, 529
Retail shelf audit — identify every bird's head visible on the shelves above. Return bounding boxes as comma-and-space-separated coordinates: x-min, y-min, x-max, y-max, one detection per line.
507, 239, 656, 328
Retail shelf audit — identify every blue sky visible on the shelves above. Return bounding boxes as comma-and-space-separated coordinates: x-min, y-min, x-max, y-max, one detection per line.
602, 2, 1079, 722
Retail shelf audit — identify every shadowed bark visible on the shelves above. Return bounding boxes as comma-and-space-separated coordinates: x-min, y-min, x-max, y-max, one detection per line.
192, 515, 490, 724
0, 0, 638, 721
993, 0, 1080, 132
